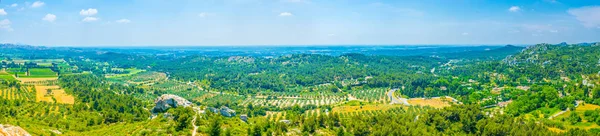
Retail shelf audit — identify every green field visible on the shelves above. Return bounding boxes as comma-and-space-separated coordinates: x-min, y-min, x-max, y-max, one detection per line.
106, 68, 145, 78
0, 72, 16, 81
6, 68, 57, 78
28, 68, 57, 77
6, 68, 27, 77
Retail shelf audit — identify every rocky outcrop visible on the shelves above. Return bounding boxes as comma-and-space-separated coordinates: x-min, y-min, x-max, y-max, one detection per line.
0, 124, 31, 136
152, 94, 192, 112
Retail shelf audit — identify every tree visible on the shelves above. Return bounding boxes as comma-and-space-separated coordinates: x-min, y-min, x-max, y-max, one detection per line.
568, 112, 582, 125
209, 118, 222, 136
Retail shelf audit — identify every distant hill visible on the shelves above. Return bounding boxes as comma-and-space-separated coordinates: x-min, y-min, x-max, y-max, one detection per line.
437, 45, 525, 60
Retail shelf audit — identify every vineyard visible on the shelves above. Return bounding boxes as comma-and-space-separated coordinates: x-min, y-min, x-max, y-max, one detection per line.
0, 86, 35, 101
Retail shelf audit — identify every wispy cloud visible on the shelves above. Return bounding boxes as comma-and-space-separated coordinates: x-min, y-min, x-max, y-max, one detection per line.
198, 12, 215, 17
568, 6, 600, 28
0, 19, 13, 31
42, 14, 56, 22
82, 17, 99, 22
116, 19, 131, 24
10, 4, 18, 7
31, 1, 45, 8
508, 6, 521, 12
279, 12, 293, 17
0, 9, 7, 16
80, 8, 98, 16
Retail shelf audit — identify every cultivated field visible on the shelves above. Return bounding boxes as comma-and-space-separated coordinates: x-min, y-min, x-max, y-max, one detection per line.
34, 85, 75, 104
28, 68, 58, 77
17, 77, 59, 86
407, 97, 454, 108
105, 68, 145, 78
0, 86, 35, 101
0, 71, 16, 81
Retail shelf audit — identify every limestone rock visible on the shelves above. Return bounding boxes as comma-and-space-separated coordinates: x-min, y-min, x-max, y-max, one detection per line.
0, 124, 31, 136
153, 94, 192, 112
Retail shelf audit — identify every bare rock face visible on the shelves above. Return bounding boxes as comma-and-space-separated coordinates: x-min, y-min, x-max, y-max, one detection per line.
0, 124, 31, 136
153, 94, 192, 112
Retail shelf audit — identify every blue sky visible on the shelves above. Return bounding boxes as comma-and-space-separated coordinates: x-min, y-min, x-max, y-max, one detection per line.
0, 0, 599, 46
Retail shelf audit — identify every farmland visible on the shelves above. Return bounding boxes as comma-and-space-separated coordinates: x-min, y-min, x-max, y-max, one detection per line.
28, 68, 58, 77
0, 71, 16, 81
34, 85, 74, 104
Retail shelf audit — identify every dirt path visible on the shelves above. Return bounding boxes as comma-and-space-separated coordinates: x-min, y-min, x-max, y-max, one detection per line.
549, 101, 581, 119
191, 115, 198, 136
549, 108, 568, 119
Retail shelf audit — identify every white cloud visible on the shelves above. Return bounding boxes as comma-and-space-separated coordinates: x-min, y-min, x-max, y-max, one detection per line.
42, 14, 56, 22
568, 6, 600, 28
0, 9, 6, 16
279, 12, 293, 17
31, 1, 45, 8
508, 6, 521, 12
116, 19, 131, 24
0, 19, 12, 31
0, 19, 10, 26
198, 12, 215, 17
11, 4, 18, 7
461, 32, 469, 36
80, 8, 98, 16
82, 17, 99, 22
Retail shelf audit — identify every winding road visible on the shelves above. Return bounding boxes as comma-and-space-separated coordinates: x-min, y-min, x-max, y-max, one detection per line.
387, 89, 410, 105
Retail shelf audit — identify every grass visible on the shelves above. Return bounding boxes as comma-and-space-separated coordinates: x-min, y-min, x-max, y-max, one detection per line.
6, 68, 58, 78
105, 68, 146, 78
0, 71, 17, 81
29, 68, 57, 77
6, 68, 27, 77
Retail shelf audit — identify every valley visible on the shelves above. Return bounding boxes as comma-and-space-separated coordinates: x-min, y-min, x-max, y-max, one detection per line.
1, 43, 600, 135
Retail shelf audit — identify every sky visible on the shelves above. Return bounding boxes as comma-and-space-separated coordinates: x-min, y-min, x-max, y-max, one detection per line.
0, 0, 599, 46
